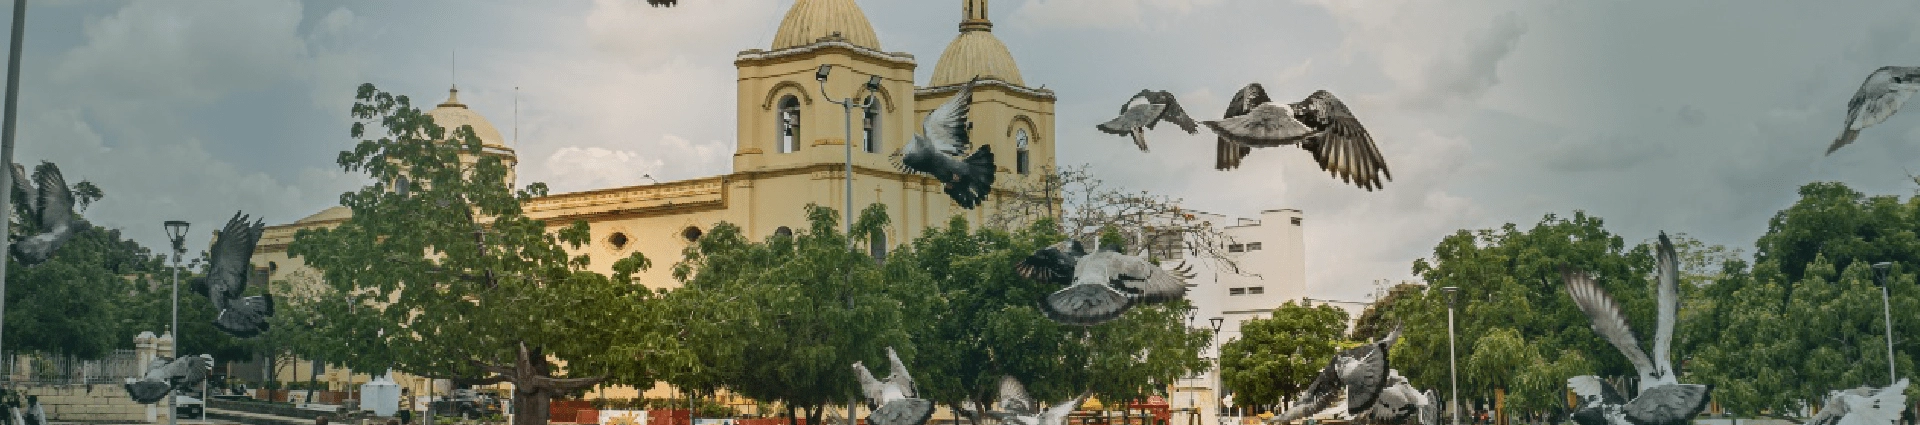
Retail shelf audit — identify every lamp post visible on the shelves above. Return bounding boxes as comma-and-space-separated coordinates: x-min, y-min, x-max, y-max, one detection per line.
1874, 262, 1898, 385
815, 64, 882, 249
164, 220, 189, 425
0, 0, 28, 384
1186, 307, 1198, 425
1441, 286, 1460, 425
1208, 316, 1224, 421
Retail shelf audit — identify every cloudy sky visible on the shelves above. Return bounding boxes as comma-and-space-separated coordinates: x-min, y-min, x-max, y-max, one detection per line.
10, 0, 1920, 303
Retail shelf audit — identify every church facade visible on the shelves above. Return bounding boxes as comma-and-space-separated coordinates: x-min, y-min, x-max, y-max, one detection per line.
245, 0, 1057, 403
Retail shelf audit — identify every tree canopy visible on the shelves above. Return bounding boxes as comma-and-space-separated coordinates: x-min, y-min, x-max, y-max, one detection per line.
1218, 301, 1353, 411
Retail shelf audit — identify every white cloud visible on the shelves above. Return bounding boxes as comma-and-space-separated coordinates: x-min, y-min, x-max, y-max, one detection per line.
1010, 0, 1221, 30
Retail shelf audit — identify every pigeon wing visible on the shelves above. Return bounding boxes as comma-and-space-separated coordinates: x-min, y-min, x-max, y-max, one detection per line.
1621, 384, 1712, 425
1562, 268, 1659, 380
1652, 232, 1679, 381
1567, 375, 1624, 406
206, 212, 264, 302
1295, 91, 1392, 191
1275, 361, 1343, 423
997, 376, 1039, 416
1016, 240, 1085, 286
922, 80, 976, 156
868, 399, 935, 425
886, 347, 915, 398
213, 294, 275, 338
854, 362, 887, 403
1832, 379, 1909, 425
1806, 391, 1849, 425
1111, 254, 1189, 303
1342, 345, 1392, 414
1830, 67, 1920, 154
1040, 283, 1134, 326
1216, 83, 1271, 170
1041, 393, 1090, 425
1203, 104, 1318, 148
31, 162, 73, 233
1144, 90, 1200, 134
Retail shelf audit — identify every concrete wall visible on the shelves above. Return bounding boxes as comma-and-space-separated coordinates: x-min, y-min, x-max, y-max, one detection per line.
19, 383, 154, 423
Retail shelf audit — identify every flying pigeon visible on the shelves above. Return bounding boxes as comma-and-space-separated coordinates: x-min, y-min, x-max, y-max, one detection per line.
853, 347, 934, 425
125, 354, 213, 404
1804, 379, 1909, 425
1204, 83, 1392, 191
205, 211, 274, 338
1096, 89, 1199, 152
982, 376, 1089, 425
1828, 66, 1920, 155
1271, 326, 1401, 424
8, 162, 79, 266
891, 78, 996, 209
1362, 370, 1438, 425
1561, 232, 1712, 425
1015, 239, 1193, 326
647, 0, 678, 6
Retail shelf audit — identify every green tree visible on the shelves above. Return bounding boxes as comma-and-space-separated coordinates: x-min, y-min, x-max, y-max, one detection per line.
286, 84, 668, 425
659, 203, 933, 425
1218, 301, 1353, 412
6, 223, 157, 359
1350, 283, 1424, 342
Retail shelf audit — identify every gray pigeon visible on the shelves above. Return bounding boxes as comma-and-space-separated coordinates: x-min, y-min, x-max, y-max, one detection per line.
1828, 66, 1920, 155
9, 162, 78, 266
125, 354, 213, 404
1096, 89, 1199, 152
983, 376, 1088, 425
891, 78, 995, 209
1204, 84, 1392, 191
1560, 233, 1712, 425
1362, 370, 1437, 425
1271, 326, 1400, 424
1804, 379, 1909, 425
1015, 240, 1193, 326
854, 347, 933, 425
205, 211, 273, 338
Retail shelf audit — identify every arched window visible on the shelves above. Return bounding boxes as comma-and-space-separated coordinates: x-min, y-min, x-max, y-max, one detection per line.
869, 231, 887, 262
1015, 129, 1031, 175
862, 96, 881, 154
778, 96, 801, 153
775, 226, 794, 238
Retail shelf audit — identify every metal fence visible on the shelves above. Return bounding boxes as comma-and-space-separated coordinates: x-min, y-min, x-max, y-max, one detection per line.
4, 350, 143, 384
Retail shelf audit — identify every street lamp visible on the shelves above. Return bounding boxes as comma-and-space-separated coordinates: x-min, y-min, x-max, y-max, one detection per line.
1441, 286, 1460, 425
1209, 317, 1224, 419
815, 64, 883, 249
1873, 262, 1898, 385
163, 220, 189, 425
0, 0, 29, 384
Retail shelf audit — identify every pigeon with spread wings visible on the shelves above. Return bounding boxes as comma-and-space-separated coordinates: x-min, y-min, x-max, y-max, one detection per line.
984, 376, 1089, 425
1270, 326, 1400, 424
9, 162, 79, 266
204, 211, 274, 338
1560, 232, 1712, 425
1827, 66, 1920, 155
1097, 89, 1199, 152
854, 347, 934, 425
1204, 84, 1392, 191
1803, 379, 1909, 425
124, 354, 212, 404
892, 78, 995, 209
1015, 240, 1193, 326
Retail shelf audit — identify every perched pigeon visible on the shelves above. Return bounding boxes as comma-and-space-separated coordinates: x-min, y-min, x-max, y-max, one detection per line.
1804, 379, 1909, 425
1828, 66, 1920, 155
892, 78, 996, 209
1362, 370, 1437, 425
1272, 326, 1401, 424
983, 376, 1088, 425
1015, 240, 1193, 326
854, 347, 933, 425
1096, 89, 1199, 152
1204, 84, 1392, 191
9, 162, 79, 266
125, 354, 213, 404
1561, 233, 1712, 425
205, 211, 273, 338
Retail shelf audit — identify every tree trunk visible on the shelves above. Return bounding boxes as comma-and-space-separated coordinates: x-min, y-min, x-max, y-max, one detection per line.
1494, 389, 1505, 425
787, 405, 799, 425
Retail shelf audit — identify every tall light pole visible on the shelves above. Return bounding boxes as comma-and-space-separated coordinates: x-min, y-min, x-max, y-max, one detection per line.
1873, 262, 1898, 385
1186, 307, 1198, 425
164, 220, 189, 425
1441, 286, 1460, 425
1209, 316, 1224, 421
815, 64, 882, 249
0, 0, 30, 379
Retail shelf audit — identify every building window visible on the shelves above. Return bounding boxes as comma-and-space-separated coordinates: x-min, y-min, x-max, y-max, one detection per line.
778, 96, 801, 153
1291, 217, 1302, 226
869, 231, 888, 261
682, 226, 703, 242
1015, 129, 1031, 175
774, 226, 793, 238
608, 232, 630, 250
1248, 286, 1264, 295
1229, 287, 1246, 296
1246, 242, 1262, 251
1228, 244, 1244, 253
863, 96, 880, 154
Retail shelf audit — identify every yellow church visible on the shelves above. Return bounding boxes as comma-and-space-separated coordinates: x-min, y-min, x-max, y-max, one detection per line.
244, 0, 1058, 410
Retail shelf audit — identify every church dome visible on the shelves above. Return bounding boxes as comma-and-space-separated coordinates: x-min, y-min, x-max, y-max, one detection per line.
929, 0, 1023, 86
425, 86, 512, 153
771, 0, 882, 50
